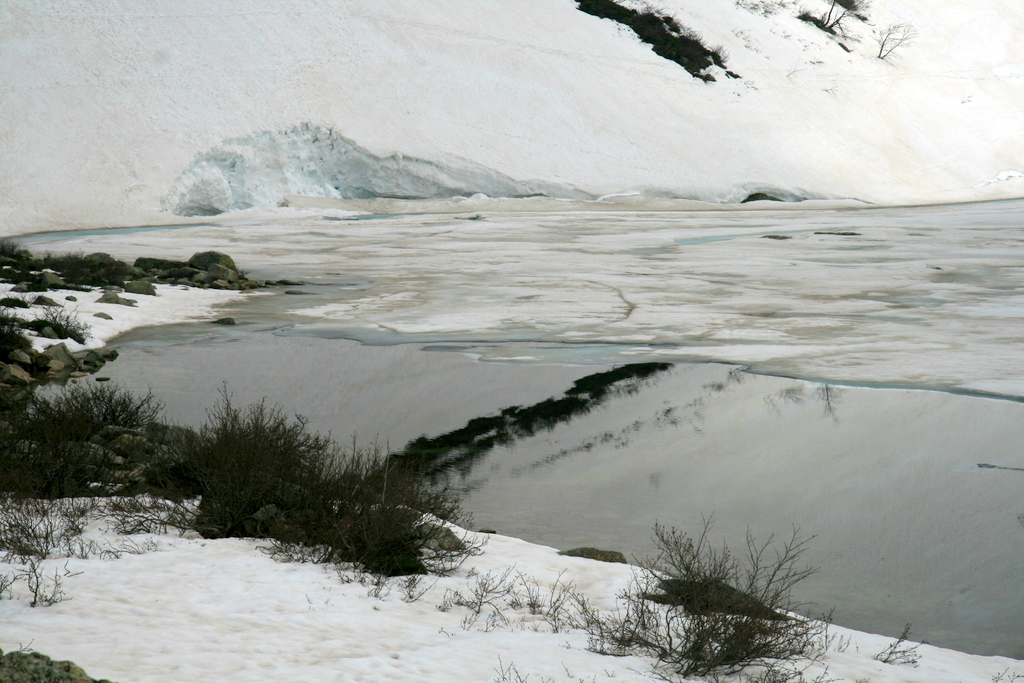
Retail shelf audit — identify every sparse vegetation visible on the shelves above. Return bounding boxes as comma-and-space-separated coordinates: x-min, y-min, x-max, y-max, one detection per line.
576, 0, 732, 81
585, 519, 825, 679
20, 305, 91, 344
873, 623, 920, 666
152, 390, 475, 576
799, 0, 869, 38
874, 23, 916, 60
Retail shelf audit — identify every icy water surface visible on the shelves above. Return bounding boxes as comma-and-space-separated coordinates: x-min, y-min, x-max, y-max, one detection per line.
28, 199, 1024, 395
29, 199, 1024, 657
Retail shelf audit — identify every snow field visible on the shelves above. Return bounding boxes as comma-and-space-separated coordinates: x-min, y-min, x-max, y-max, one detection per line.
1, 510, 1022, 683
3, 0, 1024, 233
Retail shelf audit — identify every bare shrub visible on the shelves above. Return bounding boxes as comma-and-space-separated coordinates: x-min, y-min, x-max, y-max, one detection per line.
163, 391, 475, 576
586, 519, 825, 678
0, 237, 23, 260
874, 23, 916, 59
0, 496, 95, 561
0, 384, 162, 497
873, 623, 920, 665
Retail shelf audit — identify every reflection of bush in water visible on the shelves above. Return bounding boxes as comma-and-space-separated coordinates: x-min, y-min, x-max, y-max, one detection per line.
396, 363, 672, 475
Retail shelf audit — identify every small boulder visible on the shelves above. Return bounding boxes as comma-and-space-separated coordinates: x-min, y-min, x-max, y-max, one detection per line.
189, 251, 237, 271
65, 295, 78, 302
39, 326, 59, 339
0, 648, 113, 683
40, 271, 65, 288
85, 252, 117, 265
208, 279, 233, 290
94, 312, 113, 320
96, 291, 137, 307
213, 317, 236, 325
0, 363, 33, 386
42, 343, 79, 369
559, 547, 628, 564
123, 280, 157, 296
8, 349, 33, 366
207, 263, 239, 282
32, 295, 60, 307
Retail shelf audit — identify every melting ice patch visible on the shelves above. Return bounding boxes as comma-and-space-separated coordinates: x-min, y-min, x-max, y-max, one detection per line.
163, 125, 590, 216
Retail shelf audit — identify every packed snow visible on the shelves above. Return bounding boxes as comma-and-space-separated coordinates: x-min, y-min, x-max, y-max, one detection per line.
3, 0, 1024, 233
1, 510, 1023, 683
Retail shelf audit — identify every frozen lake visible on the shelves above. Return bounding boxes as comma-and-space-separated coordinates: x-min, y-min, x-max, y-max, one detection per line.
25, 199, 1024, 657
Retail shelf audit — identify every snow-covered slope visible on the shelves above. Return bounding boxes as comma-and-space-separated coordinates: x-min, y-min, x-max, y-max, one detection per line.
2, 0, 1024, 233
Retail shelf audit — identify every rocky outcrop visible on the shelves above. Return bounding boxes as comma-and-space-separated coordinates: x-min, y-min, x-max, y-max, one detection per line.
0, 649, 114, 683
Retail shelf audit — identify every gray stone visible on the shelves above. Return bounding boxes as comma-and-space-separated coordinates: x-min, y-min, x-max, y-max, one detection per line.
93, 312, 113, 320
189, 251, 237, 271
207, 263, 239, 282
46, 360, 66, 373
85, 252, 116, 264
0, 648, 113, 683
96, 291, 136, 307
208, 279, 232, 289
40, 271, 65, 288
32, 295, 60, 307
10, 283, 31, 293
65, 295, 77, 302
213, 317, 236, 325
123, 280, 157, 296
42, 343, 79, 369
415, 523, 466, 552
40, 326, 59, 339
8, 349, 33, 366
0, 363, 33, 386
558, 547, 628, 564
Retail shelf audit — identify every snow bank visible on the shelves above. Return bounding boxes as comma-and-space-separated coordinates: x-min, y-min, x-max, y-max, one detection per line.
0, 517, 1020, 683
164, 125, 589, 216
3, 0, 1024, 233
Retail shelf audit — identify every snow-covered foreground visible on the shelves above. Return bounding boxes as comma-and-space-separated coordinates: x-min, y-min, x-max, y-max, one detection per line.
1, 515, 1022, 683
3, 0, 1024, 233
25, 199, 1024, 396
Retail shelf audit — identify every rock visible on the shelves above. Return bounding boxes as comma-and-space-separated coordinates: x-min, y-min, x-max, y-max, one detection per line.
8, 349, 33, 366
42, 343, 79, 369
95, 377, 111, 382
79, 350, 107, 372
0, 363, 33, 386
85, 252, 117, 265
189, 251, 237, 272
207, 263, 239, 282
762, 235, 792, 240
109, 433, 152, 457
0, 648, 114, 683
10, 283, 31, 293
40, 271, 65, 288
478, 528, 497, 534
284, 289, 312, 295
213, 317, 236, 325
415, 522, 466, 552
93, 312, 113, 320
97, 348, 119, 361
46, 360, 66, 373
741, 193, 783, 203
96, 291, 136, 306
65, 295, 77, 302
40, 326, 59, 339
123, 280, 157, 296
646, 578, 789, 621
32, 295, 61, 307
559, 547, 628, 564
134, 257, 188, 271
208, 279, 232, 289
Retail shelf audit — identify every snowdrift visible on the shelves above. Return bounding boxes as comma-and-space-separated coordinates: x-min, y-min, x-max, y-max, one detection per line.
2, 0, 1024, 232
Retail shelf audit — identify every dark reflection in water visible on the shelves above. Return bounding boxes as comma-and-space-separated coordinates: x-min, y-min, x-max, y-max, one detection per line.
91, 331, 1022, 658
